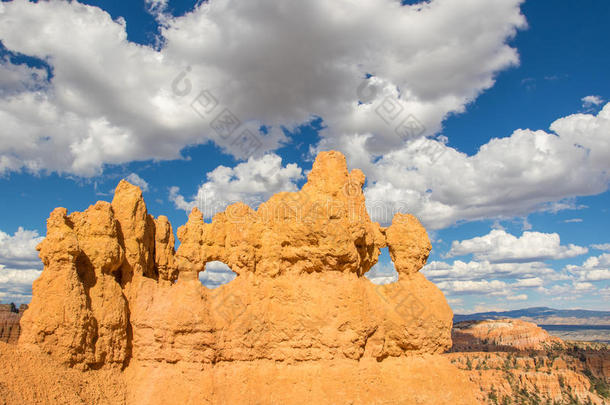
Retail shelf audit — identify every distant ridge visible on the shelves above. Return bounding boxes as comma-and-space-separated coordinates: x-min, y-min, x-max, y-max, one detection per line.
454, 307, 610, 325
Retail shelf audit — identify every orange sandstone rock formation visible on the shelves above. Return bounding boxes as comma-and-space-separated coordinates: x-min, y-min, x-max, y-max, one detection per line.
12, 151, 476, 404
0, 341, 126, 404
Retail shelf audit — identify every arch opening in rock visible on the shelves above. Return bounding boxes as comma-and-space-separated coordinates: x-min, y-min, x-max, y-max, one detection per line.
198, 261, 237, 288
365, 247, 398, 285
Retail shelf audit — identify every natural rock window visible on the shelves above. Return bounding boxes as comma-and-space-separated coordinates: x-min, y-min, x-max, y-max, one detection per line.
365, 248, 398, 285
199, 261, 237, 289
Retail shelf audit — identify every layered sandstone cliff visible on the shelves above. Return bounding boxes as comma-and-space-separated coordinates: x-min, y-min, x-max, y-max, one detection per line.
452, 319, 565, 352
447, 351, 608, 404
9, 151, 476, 404
448, 319, 609, 404
0, 303, 26, 344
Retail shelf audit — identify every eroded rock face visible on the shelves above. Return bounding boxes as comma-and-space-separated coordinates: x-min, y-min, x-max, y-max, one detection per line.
175, 151, 385, 279
19, 151, 453, 370
19, 203, 131, 368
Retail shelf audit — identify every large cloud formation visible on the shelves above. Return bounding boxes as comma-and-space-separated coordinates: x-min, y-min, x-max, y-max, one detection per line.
0, 227, 43, 269
446, 229, 588, 263
0, 0, 526, 176
362, 103, 610, 228
423, 228, 606, 305
566, 254, 610, 282
169, 153, 303, 218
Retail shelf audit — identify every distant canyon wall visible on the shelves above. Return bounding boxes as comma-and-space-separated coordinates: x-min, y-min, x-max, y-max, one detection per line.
0, 303, 27, 344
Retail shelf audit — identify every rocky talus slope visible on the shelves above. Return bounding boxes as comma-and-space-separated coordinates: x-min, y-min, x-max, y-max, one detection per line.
0, 151, 477, 404
447, 320, 609, 404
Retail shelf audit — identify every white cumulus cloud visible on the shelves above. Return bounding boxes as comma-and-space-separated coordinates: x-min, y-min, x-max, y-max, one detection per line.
0, 227, 43, 269
0, 265, 41, 303
0, 227, 44, 304
0, 0, 526, 176
445, 229, 588, 263
199, 261, 236, 288
423, 260, 556, 283
125, 173, 150, 192
435, 279, 508, 295
565, 253, 610, 281
361, 103, 610, 228
582, 95, 604, 110
169, 153, 303, 218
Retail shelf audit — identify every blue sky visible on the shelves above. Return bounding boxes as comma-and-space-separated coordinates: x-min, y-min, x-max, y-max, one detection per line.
0, 0, 608, 312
